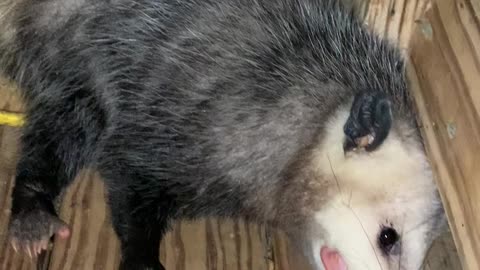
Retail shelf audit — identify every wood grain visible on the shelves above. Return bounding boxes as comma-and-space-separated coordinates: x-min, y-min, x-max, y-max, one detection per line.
408, 0, 480, 269
360, 0, 431, 49
0, 126, 39, 270
0, 77, 23, 113
424, 235, 462, 270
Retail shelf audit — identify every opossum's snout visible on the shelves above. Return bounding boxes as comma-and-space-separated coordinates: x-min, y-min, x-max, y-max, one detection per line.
320, 246, 347, 270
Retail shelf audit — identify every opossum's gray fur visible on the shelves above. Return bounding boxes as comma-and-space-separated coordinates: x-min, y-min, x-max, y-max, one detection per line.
0, 0, 445, 269
0, 0, 417, 211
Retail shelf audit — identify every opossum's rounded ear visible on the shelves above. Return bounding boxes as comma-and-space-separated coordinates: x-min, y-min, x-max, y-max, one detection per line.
343, 91, 392, 153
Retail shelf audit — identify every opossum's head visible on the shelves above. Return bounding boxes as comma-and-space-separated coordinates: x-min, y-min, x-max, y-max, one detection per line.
298, 92, 447, 270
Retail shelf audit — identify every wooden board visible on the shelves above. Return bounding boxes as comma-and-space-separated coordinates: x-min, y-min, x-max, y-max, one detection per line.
407, 0, 480, 269
0, 77, 23, 113
361, 0, 432, 49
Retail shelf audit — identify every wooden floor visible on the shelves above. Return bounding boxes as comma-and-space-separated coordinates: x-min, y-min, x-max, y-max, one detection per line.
0, 0, 464, 269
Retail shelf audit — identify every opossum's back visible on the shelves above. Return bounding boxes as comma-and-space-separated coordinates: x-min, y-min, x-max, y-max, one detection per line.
3, 0, 411, 127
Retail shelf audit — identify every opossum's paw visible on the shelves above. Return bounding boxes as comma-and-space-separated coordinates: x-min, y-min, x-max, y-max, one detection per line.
8, 210, 70, 258
343, 91, 392, 153
119, 259, 165, 270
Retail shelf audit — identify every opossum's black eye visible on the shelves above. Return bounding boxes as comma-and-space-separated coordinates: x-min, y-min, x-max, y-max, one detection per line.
378, 227, 399, 254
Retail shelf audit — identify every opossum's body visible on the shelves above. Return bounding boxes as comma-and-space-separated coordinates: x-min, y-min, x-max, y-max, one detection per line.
0, 0, 446, 269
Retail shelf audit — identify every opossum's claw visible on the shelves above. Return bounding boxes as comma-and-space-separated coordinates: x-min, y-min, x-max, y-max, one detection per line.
8, 209, 70, 258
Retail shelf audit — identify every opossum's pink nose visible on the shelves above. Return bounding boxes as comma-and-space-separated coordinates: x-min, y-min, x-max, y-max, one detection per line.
320, 246, 347, 270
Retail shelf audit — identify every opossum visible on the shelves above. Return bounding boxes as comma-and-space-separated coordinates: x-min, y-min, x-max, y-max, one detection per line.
0, 0, 447, 269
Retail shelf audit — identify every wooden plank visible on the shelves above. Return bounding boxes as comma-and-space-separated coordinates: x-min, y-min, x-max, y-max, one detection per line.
0, 77, 24, 113
0, 126, 39, 270
47, 171, 121, 270
424, 235, 462, 270
0, 76, 34, 270
408, 0, 480, 269
270, 230, 313, 270
362, 0, 431, 49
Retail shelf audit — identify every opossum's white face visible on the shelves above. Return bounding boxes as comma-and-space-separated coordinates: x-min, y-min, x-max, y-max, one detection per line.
304, 108, 445, 270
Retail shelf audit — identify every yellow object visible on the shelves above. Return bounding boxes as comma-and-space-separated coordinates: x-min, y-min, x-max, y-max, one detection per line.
0, 111, 25, 127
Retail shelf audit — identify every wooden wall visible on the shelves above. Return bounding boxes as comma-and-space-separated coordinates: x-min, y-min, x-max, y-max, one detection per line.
408, 0, 480, 269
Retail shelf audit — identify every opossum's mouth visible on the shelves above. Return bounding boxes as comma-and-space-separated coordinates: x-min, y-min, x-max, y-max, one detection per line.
320, 246, 347, 270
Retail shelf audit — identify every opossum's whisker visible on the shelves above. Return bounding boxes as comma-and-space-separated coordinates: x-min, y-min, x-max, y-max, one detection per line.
348, 207, 384, 270
326, 153, 342, 194
329, 200, 383, 270
348, 189, 353, 208
327, 154, 354, 208
327, 157, 383, 269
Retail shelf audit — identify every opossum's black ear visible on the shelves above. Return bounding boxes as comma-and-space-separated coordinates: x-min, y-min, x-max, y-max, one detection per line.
343, 91, 392, 153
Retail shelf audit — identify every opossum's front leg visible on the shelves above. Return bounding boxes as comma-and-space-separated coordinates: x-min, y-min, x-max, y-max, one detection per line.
8, 144, 71, 257
107, 184, 168, 270
8, 189, 70, 257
